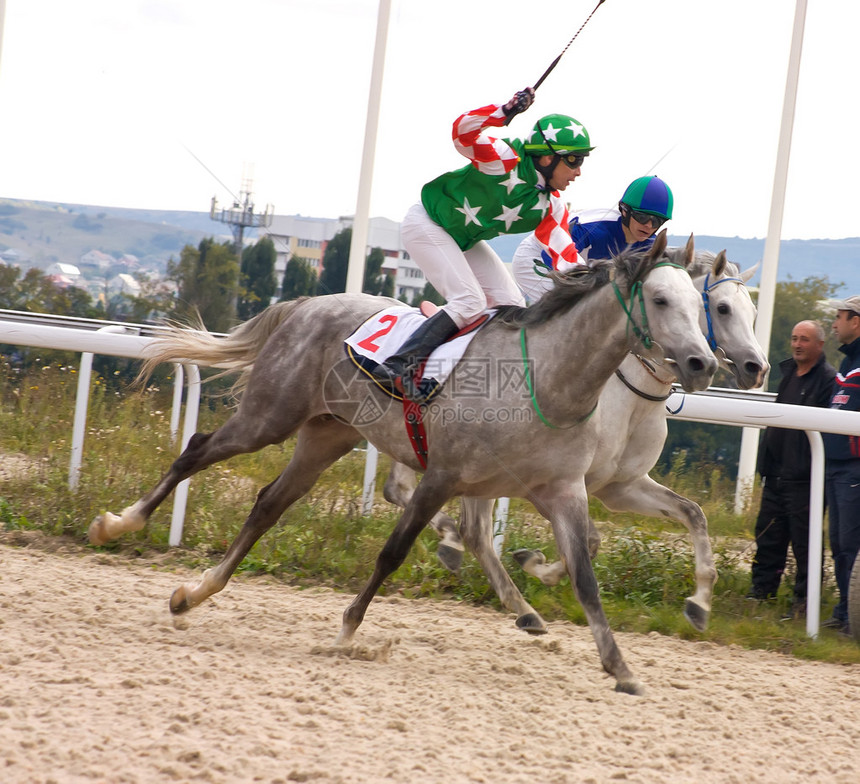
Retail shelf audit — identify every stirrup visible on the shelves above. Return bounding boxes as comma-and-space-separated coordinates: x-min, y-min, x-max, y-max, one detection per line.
400, 368, 429, 403
370, 360, 401, 391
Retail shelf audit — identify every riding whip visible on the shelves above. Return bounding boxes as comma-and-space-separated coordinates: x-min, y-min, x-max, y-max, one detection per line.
503, 0, 608, 124
534, 0, 607, 90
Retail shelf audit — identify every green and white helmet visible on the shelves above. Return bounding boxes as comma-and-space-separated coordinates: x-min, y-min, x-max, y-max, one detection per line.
523, 114, 594, 157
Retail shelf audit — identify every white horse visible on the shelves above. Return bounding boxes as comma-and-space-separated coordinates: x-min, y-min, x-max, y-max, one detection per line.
383, 249, 767, 634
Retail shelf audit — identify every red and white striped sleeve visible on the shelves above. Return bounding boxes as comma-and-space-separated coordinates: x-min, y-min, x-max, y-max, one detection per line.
451, 103, 520, 176
534, 193, 582, 272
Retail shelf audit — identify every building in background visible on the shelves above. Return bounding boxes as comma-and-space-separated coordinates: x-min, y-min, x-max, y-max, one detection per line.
263, 214, 426, 304
45, 262, 82, 286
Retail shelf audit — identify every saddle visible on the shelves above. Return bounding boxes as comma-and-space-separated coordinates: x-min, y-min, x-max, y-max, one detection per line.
344, 304, 493, 402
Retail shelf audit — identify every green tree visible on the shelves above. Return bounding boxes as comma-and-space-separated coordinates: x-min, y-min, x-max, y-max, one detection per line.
363, 247, 394, 297
315, 227, 395, 298
316, 228, 351, 295
119, 275, 176, 323
410, 281, 445, 308
237, 237, 277, 321
280, 256, 317, 301
0, 264, 98, 317
167, 238, 239, 332
0, 264, 22, 309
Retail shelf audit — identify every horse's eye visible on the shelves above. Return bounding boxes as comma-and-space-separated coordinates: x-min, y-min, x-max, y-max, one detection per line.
717, 303, 730, 315
653, 297, 667, 307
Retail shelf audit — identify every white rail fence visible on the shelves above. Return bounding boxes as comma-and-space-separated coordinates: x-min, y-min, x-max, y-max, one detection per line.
2, 311, 859, 637
0, 311, 200, 547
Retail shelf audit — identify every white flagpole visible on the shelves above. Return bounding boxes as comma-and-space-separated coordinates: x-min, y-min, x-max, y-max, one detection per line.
734, 0, 807, 514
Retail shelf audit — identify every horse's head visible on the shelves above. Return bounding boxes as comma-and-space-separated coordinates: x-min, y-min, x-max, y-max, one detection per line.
688, 251, 769, 389
615, 231, 717, 392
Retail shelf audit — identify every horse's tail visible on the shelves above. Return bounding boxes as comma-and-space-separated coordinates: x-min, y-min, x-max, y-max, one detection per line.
135, 299, 310, 387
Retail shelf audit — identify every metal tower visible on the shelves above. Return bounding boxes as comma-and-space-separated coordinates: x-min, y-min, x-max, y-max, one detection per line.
209, 175, 273, 259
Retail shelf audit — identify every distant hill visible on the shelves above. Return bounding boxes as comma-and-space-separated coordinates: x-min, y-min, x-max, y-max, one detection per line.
2, 197, 857, 296
487, 233, 860, 297
0, 198, 222, 272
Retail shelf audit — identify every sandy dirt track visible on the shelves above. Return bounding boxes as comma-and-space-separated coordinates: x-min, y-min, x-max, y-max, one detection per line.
1, 531, 858, 784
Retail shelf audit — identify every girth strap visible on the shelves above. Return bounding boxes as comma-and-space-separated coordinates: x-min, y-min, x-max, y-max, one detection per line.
402, 391, 429, 469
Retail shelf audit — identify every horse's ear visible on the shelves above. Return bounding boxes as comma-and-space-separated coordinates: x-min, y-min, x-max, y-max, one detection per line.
649, 229, 668, 258
713, 250, 728, 278
684, 233, 695, 269
740, 261, 760, 283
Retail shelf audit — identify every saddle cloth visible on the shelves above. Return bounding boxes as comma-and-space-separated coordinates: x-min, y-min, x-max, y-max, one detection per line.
344, 306, 494, 400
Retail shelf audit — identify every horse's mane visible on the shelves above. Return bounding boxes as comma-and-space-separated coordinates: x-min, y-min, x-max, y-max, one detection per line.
494, 247, 657, 329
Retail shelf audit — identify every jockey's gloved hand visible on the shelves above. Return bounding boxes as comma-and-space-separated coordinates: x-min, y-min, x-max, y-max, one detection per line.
502, 87, 535, 118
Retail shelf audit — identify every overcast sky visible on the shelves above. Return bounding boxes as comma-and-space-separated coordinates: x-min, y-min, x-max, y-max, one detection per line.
1, 0, 857, 241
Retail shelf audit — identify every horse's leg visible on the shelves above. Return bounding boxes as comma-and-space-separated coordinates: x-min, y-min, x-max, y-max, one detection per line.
170, 415, 363, 613
459, 497, 547, 634
90, 424, 284, 545
532, 485, 642, 695
383, 462, 464, 573
594, 476, 717, 631
337, 469, 458, 644
89, 381, 314, 545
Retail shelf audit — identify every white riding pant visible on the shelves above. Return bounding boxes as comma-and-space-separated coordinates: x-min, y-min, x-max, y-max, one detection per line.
510, 232, 554, 305
401, 203, 525, 328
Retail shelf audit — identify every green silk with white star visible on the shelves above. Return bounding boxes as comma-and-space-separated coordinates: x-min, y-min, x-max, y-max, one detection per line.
420, 139, 550, 251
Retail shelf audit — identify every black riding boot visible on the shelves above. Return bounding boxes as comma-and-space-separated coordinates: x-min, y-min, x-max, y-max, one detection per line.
371, 310, 459, 400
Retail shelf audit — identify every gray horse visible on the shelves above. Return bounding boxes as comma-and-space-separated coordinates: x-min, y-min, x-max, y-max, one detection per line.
382, 250, 768, 634
89, 232, 716, 694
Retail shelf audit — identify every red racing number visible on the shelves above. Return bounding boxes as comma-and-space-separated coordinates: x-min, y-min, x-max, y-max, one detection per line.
357, 313, 398, 354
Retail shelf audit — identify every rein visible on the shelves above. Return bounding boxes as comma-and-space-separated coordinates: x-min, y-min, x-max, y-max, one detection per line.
614, 353, 675, 402
611, 261, 685, 350
701, 272, 744, 350
520, 328, 597, 429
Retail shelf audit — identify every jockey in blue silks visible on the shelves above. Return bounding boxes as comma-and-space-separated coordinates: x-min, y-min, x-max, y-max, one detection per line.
512, 175, 674, 303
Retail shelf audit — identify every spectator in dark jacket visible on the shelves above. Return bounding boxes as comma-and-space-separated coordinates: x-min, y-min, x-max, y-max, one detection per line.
821, 295, 860, 635
749, 320, 836, 617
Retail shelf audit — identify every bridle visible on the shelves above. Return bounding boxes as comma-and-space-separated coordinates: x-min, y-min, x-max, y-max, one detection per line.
701, 271, 744, 351
612, 261, 685, 352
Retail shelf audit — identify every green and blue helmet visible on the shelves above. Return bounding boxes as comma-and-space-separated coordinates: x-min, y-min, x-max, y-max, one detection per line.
620, 176, 674, 220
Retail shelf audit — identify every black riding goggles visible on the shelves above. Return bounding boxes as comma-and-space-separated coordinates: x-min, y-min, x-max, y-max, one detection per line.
628, 210, 668, 229
558, 153, 586, 169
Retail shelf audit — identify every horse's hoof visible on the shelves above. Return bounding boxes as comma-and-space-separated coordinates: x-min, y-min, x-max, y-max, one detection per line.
436, 544, 463, 574
169, 588, 193, 615
515, 613, 548, 635
88, 513, 115, 546
513, 550, 565, 586
334, 626, 356, 646
684, 598, 710, 632
615, 679, 645, 696
511, 548, 544, 568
